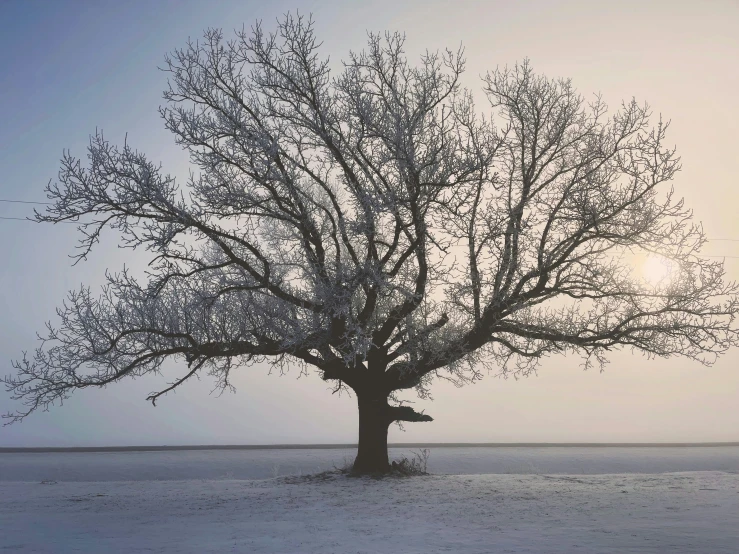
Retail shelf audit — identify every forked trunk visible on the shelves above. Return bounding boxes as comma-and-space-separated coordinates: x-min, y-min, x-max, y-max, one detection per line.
353, 395, 391, 473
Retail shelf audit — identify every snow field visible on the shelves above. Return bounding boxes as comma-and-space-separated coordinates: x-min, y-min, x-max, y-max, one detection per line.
1, 471, 737, 553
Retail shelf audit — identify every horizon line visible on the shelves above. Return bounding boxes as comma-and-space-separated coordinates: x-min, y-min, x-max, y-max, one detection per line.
1, 441, 738, 453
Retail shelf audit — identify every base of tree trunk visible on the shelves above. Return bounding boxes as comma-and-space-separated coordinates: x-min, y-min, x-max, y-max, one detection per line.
352, 396, 391, 474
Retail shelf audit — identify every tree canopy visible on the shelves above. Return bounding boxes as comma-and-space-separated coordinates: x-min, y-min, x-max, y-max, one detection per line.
4, 14, 738, 471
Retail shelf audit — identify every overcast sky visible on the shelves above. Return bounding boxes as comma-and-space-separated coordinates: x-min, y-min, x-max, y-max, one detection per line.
1, 0, 738, 447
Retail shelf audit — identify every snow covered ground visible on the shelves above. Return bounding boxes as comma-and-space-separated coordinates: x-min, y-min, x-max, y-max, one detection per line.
2, 471, 737, 553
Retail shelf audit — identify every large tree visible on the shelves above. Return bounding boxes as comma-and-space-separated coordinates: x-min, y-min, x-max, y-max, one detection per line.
4, 15, 738, 472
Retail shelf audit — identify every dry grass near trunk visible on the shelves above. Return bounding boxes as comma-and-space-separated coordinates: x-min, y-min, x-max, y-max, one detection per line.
279, 449, 432, 483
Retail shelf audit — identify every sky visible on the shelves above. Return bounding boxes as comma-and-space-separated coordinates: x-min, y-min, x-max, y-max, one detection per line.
1, 0, 738, 447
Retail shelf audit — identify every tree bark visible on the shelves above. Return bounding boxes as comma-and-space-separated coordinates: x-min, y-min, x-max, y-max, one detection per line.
353, 395, 391, 473
352, 393, 434, 474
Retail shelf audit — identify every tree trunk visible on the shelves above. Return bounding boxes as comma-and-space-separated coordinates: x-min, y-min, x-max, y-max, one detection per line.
353, 395, 391, 474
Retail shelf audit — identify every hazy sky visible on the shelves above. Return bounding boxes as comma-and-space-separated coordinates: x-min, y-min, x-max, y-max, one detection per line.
1, 0, 738, 447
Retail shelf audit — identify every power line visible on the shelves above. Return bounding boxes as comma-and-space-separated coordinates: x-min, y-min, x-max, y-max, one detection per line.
0, 199, 51, 205
2, 215, 739, 257
3, 199, 739, 257
0, 216, 77, 224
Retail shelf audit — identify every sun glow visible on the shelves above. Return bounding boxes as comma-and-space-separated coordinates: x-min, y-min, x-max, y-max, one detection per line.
641, 254, 679, 287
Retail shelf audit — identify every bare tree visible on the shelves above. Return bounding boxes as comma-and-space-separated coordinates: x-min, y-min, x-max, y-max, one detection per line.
4, 14, 738, 473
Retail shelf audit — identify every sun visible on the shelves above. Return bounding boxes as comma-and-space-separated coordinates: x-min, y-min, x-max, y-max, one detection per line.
641, 255, 679, 287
